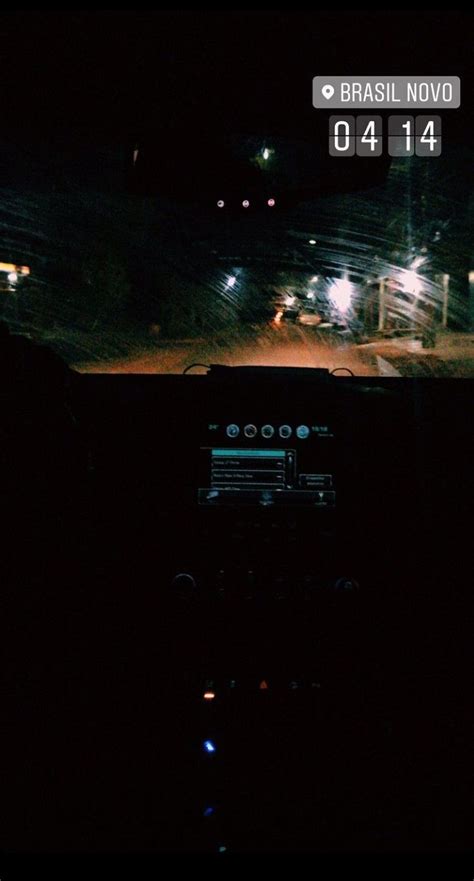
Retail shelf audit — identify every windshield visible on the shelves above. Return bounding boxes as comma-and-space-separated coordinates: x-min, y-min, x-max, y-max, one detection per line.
1, 10, 472, 376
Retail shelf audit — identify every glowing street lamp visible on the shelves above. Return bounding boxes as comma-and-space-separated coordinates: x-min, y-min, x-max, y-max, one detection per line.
0, 262, 30, 276
400, 269, 423, 296
328, 278, 353, 313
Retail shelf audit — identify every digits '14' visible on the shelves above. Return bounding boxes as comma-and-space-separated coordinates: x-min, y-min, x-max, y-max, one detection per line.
329, 115, 442, 156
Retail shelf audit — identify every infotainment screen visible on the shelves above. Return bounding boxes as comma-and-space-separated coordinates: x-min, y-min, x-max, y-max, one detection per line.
198, 420, 336, 507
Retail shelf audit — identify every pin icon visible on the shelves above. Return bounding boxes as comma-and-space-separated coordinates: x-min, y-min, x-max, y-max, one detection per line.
322, 84, 334, 99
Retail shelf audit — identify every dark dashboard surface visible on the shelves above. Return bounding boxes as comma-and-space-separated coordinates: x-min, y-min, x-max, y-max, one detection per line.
1, 352, 473, 860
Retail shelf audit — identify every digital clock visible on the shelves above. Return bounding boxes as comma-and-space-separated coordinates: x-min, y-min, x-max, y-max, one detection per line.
328, 115, 443, 157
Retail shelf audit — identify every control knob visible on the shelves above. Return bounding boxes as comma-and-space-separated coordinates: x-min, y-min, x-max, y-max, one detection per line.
171, 572, 197, 598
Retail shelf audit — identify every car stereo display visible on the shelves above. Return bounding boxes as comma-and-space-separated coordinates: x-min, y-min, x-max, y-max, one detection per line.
198, 421, 336, 507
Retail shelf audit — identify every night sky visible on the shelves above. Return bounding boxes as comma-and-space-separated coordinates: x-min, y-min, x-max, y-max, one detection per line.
1, 9, 470, 144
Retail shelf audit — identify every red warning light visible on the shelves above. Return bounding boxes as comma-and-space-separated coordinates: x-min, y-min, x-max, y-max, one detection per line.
259, 680, 269, 690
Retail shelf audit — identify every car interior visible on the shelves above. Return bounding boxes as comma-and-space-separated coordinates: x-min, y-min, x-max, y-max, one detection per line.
1, 6, 473, 872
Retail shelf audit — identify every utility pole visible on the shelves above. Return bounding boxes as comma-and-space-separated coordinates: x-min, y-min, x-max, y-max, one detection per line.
441, 273, 449, 329
378, 277, 386, 332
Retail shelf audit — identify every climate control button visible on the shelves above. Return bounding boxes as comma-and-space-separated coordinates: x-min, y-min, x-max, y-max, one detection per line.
244, 424, 257, 438
171, 573, 197, 597
334, 577, 359, 592
296, 425, 310, 439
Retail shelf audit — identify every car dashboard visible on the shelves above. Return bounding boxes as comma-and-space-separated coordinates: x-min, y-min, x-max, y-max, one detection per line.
2, 362, 473, 858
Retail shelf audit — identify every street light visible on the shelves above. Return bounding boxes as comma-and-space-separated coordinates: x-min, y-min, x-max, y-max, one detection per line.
400, 269, 422, 296
328, 278, 353, 312
410, 255, 427, 271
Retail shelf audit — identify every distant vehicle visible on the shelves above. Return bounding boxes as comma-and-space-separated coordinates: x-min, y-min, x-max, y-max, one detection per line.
282, 306, 301, 321
0, 263, 30, 293
298, 312, 323, 327
275, 300, 325, 325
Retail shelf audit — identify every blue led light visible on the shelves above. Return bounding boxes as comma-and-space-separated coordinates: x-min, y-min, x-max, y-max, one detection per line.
296, 425, 310, 439
203, 740, 216, 753
203, 806, 215, 817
